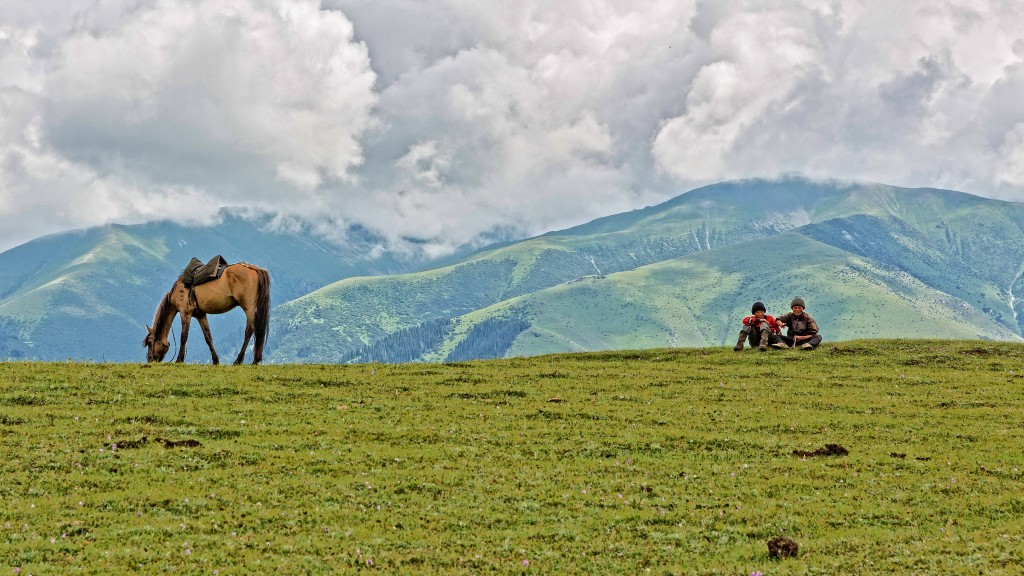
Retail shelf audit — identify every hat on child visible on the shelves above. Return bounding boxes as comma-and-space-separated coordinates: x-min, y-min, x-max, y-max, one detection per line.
790, 297, 806, 308
751, 301, 766, 314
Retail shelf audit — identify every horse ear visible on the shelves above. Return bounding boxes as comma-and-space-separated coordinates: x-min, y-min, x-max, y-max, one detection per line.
146, 325, 153, 334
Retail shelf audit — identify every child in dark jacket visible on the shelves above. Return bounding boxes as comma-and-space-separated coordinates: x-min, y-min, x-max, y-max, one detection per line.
774, 297, 822, 350
734, 301, 782, 351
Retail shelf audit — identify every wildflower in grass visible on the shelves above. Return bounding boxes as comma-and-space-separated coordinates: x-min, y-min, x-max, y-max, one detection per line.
751, 572, 762, 576
522, 559, 529, 566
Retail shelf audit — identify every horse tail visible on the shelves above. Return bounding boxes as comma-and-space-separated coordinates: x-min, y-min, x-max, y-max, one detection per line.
252, 267, 271, 363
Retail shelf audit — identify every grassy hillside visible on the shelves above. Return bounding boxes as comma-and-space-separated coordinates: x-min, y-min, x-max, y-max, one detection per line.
442, 233, 1018, 359
271, 258, 521, 361
271, 178, 1024, 363
2, 340, 1023, 573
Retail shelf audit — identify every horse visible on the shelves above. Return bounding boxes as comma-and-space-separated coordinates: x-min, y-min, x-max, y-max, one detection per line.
143, 263, 271, 365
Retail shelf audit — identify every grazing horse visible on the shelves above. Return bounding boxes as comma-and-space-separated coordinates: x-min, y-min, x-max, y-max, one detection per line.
143, 263, 271, 365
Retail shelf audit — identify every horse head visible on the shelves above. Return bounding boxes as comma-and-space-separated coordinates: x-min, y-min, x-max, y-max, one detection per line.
143, 325, 169, 363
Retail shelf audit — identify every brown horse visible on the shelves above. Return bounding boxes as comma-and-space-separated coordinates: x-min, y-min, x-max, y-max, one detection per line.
143, 263, 271, 365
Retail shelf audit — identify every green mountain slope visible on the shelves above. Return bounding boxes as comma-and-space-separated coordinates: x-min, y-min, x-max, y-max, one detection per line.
0, 214, 428, 361
447, 233, 1018, 360
270, 178, 1024, 363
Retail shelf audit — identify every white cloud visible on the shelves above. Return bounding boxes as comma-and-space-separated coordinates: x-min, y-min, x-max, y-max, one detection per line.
44, 0, 376, 194
652, 1, 1024, 196
1, 0, 376, 248
998, 123, 1024, 187
2, 0, 1024, 254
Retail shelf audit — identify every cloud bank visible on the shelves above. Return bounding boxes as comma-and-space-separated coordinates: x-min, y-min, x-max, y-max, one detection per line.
1, 0, 1023, 254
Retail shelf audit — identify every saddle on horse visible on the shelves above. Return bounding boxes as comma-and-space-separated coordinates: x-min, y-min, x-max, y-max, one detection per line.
182, 255, 229, 288
181, 256, 229, 307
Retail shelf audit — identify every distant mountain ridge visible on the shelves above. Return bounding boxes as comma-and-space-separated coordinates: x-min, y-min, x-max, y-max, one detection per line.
269, 177, 1024, 362
3, 177, 1024, 363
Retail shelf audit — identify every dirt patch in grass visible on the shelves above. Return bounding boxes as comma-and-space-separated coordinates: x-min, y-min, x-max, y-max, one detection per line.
793, 443, 849, 457
109, 436, 202, 449
767, 536, 799, 558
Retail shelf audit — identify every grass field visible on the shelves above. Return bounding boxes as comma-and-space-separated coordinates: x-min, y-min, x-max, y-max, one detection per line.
2, 340, 1023, 574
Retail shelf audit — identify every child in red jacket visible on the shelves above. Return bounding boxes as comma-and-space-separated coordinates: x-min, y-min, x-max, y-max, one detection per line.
734, 301, 782, 351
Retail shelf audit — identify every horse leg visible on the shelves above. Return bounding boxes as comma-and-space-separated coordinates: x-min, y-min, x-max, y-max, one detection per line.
176, 313, 192, 363
250, 309, 263, 365
197, 315, 219, 365
252, 329, 263, 366
233, 324, 253, 366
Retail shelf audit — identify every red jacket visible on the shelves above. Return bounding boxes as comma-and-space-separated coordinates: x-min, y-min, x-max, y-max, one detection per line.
743, 315, 781, 334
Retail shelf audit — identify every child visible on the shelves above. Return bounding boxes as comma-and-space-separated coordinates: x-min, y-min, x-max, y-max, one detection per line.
734, 301, 782, 351
774, 297, 822, 350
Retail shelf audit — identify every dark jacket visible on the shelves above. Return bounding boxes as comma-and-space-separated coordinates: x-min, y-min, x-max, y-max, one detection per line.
776, 312, 818, 337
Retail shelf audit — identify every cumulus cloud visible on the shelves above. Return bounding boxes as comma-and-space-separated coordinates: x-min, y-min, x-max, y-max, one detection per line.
2, 0, 1024, 254
652, 1, 1024, 196
1, 0, 376, 247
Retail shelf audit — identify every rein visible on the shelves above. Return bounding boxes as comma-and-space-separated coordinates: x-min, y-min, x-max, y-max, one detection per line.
170, 325, 179, 360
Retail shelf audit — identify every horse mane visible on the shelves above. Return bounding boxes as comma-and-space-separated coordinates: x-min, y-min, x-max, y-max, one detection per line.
149, 280, 179, 339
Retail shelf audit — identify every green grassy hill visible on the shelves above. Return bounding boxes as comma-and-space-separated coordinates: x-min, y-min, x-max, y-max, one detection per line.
271, 178, 1024, 363
435, 233, 1016, 360
3, 341, 1023, 573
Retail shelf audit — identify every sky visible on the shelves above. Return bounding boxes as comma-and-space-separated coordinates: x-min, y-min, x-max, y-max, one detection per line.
2, 0, 1023, 255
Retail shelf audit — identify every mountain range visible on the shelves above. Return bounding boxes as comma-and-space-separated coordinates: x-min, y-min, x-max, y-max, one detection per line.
3, 177, 1023, 363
